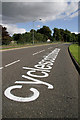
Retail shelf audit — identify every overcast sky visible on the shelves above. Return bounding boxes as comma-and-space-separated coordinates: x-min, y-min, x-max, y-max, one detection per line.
1, 0, 80, 35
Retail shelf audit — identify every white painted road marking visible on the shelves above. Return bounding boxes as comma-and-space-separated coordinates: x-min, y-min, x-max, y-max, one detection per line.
33, 50, 45, 55
48, 47, 53, 49
4, 85, 39, 102
4, 48, 60, 102
15, 75, 53, 89
0, 67, 3, 70
5, 60, 20, 67
0, 60, 20, 70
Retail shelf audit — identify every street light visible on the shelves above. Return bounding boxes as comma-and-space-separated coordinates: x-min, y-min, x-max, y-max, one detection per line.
33, 18, 42, 45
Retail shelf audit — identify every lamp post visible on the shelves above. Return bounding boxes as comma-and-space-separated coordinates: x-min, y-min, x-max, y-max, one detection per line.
33, 20, 35, 45
33, 18, 42, 45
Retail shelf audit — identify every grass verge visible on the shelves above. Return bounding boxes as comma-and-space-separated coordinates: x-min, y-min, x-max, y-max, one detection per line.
69, 44, 80, 65
0, 42, 61, 50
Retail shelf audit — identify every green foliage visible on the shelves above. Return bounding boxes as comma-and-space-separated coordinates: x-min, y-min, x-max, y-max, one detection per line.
53, 28, 61, 41
1, 25, 12, 45
1, 24, 79, 45
2, 36, 12, 45
37, 26, 52, 39
53, 28, 78, 43
78, 33, 80, 46
35, 33, 43, 42
13, 34, 21, 41
0, 26, 2, 45
12, 29, 48, 44
69, 44, 80, 65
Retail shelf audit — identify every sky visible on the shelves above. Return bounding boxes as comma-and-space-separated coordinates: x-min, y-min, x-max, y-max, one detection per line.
1, 0, 80, 36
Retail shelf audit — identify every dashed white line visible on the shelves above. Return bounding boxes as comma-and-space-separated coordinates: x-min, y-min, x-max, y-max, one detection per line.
5, 60, 20, 67
33, 51, 39, 55
39, 50, 45, 53
0, 60, 20, 70
33, 50, 45, 56
48, 47, 53, 49
0, 67, 3, 70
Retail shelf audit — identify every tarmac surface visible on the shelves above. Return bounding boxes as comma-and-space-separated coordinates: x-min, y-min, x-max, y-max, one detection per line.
1, 43, 78, 119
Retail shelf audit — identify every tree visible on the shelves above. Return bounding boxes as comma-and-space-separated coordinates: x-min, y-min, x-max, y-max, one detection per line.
53, 28, 62, 41
34, 32, 43, 43
71, 33, 76, 43
13, 33, 21, 43
0, 25, 2, 45
75, 34, 78, 43
59, 29, 65, 41
23, 32, 32, 43
37, 26, 52, 39
64, 29, 71, 42
78, 33, 80, 46
53, 28, 78, 43
1, 25, 11, 45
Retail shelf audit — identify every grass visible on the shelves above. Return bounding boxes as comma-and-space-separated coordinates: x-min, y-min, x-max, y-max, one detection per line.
69, 44, 80, 65
0, 42, 61, 50
0, 43, 33, 50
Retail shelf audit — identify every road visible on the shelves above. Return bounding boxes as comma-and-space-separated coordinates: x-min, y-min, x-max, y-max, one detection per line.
1, 43, 78, 119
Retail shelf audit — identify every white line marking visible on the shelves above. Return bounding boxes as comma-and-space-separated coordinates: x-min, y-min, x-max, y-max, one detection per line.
0, 67, 3, 70
33, 51, 39, 55
4, 85, 39, 102
39, 50, 45, 53
23, 67, 50, 72
48, 47, 53, 49
5, 60, 20, 67
33, 50, 45, 55
4, 48, 60, 102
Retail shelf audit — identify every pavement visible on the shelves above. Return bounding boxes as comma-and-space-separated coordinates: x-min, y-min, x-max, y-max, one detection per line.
1, 43, 78, 119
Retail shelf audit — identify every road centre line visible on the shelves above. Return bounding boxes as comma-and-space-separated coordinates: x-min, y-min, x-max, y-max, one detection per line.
0, 60, 20, 69
4, 48, 60, 102
0, 67, 3, 70
33, 50, 45, 55
5, 60, 20, 67
48, 47, 53, 49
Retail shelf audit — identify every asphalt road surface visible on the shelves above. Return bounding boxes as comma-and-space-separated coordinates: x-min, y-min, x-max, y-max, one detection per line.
1, 43, 78, 119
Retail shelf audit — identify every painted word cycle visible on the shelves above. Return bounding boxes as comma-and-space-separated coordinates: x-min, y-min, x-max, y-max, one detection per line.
4, 48, 60, 102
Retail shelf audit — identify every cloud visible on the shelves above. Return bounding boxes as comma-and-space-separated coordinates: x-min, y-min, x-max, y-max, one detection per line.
1, 1, 79, 35
2, 24, 26, 35
2, 2, 78, 24
37, 25, 40, 28
71, 32, 79, 34
70, 11, 78, 18
2, 0, 80, 2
